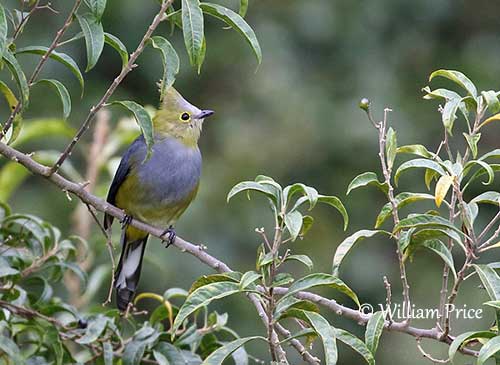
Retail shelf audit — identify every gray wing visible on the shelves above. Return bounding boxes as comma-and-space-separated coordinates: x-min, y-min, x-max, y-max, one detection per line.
103, 135, 146, 230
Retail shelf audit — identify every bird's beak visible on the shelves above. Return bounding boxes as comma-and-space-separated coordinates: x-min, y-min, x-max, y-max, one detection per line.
195, 110, 215, 120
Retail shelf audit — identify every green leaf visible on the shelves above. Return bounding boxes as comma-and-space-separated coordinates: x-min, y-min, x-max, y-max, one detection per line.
463, 132, 481, 159
239, 271, 261, 290
227, 181, 278, 204
285, 210, 302, 241
76, 13, 105, 71
182, 0, 204, 68
0, 332, 22, 363
0, 4, 7, 60
429, 69, 477, 98
441, 97, 461, 134
280, 273, 359, 307
153, 350, 170, 365
201, 336, 264, 365
471, 191, 500, 206
474, 264, 500, 301
332, 230, 388, 276
375, 192, 435, 228
200, 3, 262, 65
188, 273, 240, 293
334, 328, 375, 365
283, 183, 318, 209
478, 336, 500, 365
302, 311, 337, 365
396, 144, 435, 159
317, 195, 349, 231
238, 0, 249, 17
173, 281, 240, 334
482, 90, 500, 114
394, 214, 465, 238
103, 341, 114, 365
154, 343, 187, 365
104, 32, 129, 69
421, 239, 457, 280
3, 50, 29, 109
484, 301, 500, 310
76, 315, 108, 344
34, 79, 71, 119
16, 46, 85, 93
395, 158, 447, 186
284, 254, 313, 271
110, 101, 154, 159
449, 331, 496, 364
385, 127, 397, 170
365, 311, 384, 355
0, 81, 18, 112
149, 36, 180, 101
464, 159, 494, 186
12, 118, 74, 147
347, 172, 388, 195
422, 86, 461, 101
86, 0, 107, 20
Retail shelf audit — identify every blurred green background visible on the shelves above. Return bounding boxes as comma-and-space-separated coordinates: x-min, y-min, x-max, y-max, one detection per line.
2, 0, 500, 363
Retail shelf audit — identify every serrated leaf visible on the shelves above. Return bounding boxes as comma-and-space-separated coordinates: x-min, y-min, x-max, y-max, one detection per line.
365, 311, 384, 355
280, 273, 359, 307
172, 281, 240, 334
429, 69, 477, 97
201, 336, 263, 365
76, 13, 105, 71
375, 192, 434, 228
332, 230, 388, 276
3, 50, 29, 109
434, 175, 453, 208
110, 101, 154, 159
104, 32, 128, 69
482, 90, 500, 114
347, 171, 388, 195
302, 311, 337, 365
317, 195, 349, 231
394, 158, 447, 185
16, 46, 84, 93
285, 210, 302, 241
478, 336, 500, 365
285, 254, 313, 271
200, 3, 261, 65
385, 127, 397, 170
182, 0, 204, 68
34, 79, 71, 119
474, 264, 500, 301
149, 36, 180, 101
334, 329, 374, 365
449, 331, 495, 364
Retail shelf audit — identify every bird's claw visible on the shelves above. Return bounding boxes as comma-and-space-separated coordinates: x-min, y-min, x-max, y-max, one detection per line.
120, 214, 132, 229
161, 225, 176, 248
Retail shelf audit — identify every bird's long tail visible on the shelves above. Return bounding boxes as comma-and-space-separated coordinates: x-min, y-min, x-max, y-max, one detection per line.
114, 229, 149, 311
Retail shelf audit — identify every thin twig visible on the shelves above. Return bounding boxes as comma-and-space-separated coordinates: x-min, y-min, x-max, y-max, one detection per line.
416, 338, 450, 364
50, 0, 174, 174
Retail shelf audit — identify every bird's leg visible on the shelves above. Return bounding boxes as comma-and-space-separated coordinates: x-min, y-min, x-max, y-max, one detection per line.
161, 225, 176, 248
120, 214, 132, 230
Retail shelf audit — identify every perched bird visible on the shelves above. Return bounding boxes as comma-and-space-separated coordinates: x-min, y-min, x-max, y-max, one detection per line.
103, 87, 214, 311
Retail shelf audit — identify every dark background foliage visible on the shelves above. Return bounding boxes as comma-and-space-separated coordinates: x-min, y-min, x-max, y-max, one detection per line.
3, 1, 500, 363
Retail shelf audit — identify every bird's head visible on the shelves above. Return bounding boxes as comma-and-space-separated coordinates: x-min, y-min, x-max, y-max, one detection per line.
153, 87, 214, 146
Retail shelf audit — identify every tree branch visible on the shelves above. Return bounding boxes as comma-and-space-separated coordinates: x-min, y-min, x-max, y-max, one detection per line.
0, 139, 480, 359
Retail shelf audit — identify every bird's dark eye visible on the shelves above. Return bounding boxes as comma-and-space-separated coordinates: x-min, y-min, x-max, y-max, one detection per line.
181, 112, 190, 121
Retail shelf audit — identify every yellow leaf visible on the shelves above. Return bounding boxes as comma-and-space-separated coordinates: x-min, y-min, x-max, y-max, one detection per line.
481, 242, 500, 252
435, 175, 453, 207
479, 113, 500, 129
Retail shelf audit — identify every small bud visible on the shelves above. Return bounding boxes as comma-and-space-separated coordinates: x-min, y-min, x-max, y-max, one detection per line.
359, 97, 371, 112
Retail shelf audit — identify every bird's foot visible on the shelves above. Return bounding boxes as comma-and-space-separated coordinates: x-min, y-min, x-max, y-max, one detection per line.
120, 214, 132, 229
161, 225, 176, 248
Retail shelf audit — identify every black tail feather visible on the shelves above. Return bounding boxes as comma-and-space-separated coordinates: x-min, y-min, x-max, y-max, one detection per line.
114, 232, 148, 311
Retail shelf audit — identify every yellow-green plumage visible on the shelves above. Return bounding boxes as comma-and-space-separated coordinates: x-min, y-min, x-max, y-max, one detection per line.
104, 87, 214, 310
